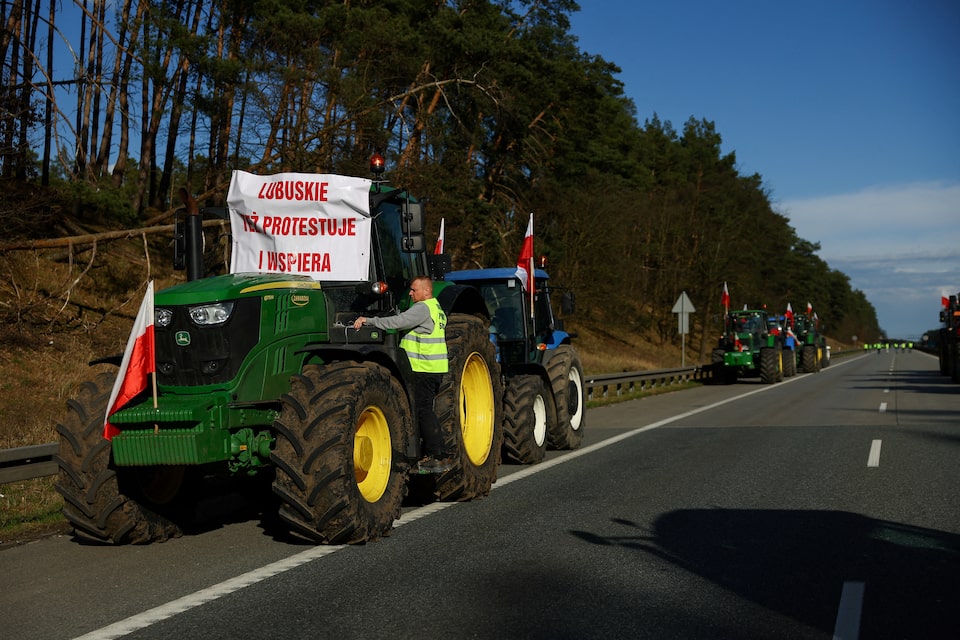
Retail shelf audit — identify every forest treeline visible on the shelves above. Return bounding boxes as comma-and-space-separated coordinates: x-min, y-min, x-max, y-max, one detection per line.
0, 0, 881, 357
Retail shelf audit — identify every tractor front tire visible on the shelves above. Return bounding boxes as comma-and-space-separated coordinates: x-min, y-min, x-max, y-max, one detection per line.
501, 374, 552, 465
432, 314, 503, 501
55, 372, 183, 544
272, 361, 412, 544
546, 345, 586, 450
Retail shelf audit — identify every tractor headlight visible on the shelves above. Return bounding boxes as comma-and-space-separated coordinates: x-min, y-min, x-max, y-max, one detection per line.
155, 308, 174, 328
188, 302, 235, 326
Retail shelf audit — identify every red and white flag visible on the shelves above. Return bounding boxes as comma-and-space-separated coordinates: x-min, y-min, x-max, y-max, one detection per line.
720, 282, 730, 310
515, 213, 534, 293
806, 301, 813, 315
104, 281, 156, 440
434, 218, 445, 255
942, 291, 950, 309
785, 302, 794, 326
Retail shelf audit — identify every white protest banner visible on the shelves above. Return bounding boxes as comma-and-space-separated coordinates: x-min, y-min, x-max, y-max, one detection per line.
227, 170, 373, 281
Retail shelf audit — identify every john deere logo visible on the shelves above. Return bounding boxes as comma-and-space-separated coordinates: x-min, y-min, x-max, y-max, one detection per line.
291, 294, 309, 307
175, 331, 191, 346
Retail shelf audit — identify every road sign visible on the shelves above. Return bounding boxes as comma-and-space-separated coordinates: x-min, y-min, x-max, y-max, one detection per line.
672, 291, 695, 334
672, 291, 695, 366
671, 291, 695, 314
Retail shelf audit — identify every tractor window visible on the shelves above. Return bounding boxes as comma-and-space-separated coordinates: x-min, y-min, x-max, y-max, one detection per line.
533, 289, 553, 336
372, 199, 428, 292
477, 282, 526, 341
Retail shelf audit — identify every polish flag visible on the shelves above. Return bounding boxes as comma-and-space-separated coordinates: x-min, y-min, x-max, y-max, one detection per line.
104, 281, 156, 440
785, 302, 794, 326
434, 218, 445, 254
942, 291, 950, 309
515, 213, 534, 293
720, 282, 730, 310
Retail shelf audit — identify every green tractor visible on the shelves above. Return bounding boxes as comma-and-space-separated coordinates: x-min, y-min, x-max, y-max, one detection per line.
444, 268, 585, 464
794, 313, 828, 372
711, 309, 783, 384
55, 163, 503, 545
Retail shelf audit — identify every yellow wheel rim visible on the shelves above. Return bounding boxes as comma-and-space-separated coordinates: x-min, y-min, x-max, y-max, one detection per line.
459, 351, 495, 466
354, 406, 392, 502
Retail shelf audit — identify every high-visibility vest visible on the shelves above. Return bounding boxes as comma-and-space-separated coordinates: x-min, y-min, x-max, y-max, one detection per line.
400, 298, 448, 373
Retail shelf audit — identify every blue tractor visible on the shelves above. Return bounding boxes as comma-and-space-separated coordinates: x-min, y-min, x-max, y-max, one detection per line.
445, 268, 585, 464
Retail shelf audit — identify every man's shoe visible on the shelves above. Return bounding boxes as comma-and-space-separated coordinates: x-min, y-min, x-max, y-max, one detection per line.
417, 456, 454, 474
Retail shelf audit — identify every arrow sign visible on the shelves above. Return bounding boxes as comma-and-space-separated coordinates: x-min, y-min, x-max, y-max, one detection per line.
672, 291, 695, 314
672, 291, 696, 366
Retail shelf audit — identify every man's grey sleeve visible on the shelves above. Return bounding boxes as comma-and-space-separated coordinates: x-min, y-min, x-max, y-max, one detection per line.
366, 303, 433, 332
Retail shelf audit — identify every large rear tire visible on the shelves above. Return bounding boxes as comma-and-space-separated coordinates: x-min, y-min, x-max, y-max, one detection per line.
759, 347, 781, 384
546, 345, 586, 450
801, 344, 820, 373
432, 314, 503, 501
782, 348, 797, 377
55, 372, 183, 544
501, 374, 552, 465
272, 361, 413, 544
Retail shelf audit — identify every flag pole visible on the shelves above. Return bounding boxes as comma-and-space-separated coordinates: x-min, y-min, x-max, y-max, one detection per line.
529, 254, 535, 320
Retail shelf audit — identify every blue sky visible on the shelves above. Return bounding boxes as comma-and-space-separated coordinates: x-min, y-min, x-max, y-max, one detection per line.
568, 0, 960, 341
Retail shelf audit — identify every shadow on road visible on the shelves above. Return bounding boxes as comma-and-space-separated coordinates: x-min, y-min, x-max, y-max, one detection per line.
572, 508, 960, 638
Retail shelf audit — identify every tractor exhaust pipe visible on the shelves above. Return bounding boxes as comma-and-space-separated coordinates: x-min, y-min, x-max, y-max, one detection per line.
175, 188, 204, 281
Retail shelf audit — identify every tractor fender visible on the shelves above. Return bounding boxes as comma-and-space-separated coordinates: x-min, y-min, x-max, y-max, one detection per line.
541, 330, 571, 349
436, 283, 490, 320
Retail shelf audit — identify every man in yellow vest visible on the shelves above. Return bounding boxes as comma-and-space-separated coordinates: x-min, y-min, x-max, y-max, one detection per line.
353, 276, 452, 473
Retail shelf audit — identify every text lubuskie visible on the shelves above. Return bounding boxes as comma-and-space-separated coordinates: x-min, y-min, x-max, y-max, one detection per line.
237, 214, 357, 237
257, 179, 329, 201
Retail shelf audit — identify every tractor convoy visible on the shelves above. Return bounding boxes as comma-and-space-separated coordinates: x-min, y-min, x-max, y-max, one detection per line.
712, 305, 829, 385
53, 157, 840, 546
54, 161, 584, 546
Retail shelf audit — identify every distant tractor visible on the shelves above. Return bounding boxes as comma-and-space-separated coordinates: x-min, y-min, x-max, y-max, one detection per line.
939, 293, 960, 382
711, 309, 783, 384
795, 314, 828, 372
445, 268, 585, 464
768, 315, 798, 378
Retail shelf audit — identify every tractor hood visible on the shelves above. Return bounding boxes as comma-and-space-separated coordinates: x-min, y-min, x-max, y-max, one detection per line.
155, 273, 322, 306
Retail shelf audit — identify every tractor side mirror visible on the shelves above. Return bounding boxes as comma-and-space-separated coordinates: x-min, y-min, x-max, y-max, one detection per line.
561, 290, 575, 315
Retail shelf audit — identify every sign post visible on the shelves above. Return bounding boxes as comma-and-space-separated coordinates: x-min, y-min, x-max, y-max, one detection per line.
672, 291, 695, 367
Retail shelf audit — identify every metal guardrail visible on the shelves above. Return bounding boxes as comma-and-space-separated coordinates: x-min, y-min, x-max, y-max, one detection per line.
0, 366, 712, 485
584, 366, 710, 401
0, 442, 58, 485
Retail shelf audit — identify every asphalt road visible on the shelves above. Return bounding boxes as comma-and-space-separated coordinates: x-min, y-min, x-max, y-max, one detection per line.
2, 349, 958, 639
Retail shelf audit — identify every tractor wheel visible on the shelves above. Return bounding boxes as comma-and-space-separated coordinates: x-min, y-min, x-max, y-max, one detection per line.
546, 345, 586, 450
271, 361, 412, 544
759, 347, 781, 384
501, 374, 553, 465
427, 314, 503, 502
782, 348, 797, 377
54, 372, 184, 544
801, 345, 819, 373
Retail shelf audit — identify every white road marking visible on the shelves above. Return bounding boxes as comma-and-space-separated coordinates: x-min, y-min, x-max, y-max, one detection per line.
72, 353, 867, 640
879, 402, 887, 412
867, 440, 882, 468
833, 581, 865, 640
